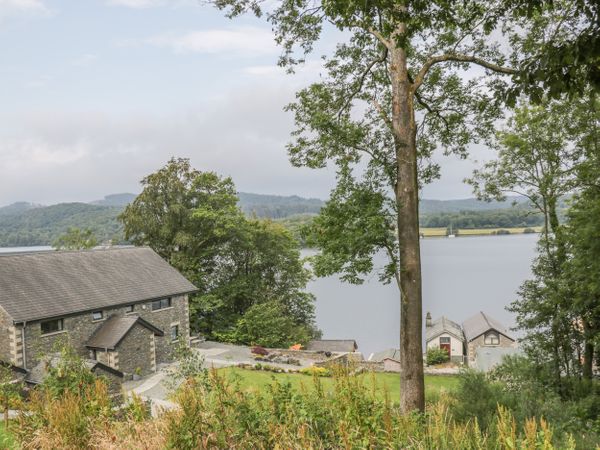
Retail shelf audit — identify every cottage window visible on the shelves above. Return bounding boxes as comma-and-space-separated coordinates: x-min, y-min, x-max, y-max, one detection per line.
41, 318, 64, 335
484, 331, 500, 345
170, 325, 179, 341
439, 337, 451, 344
125, 305, 135, 313
92, 311, 103, 321
152, 298, 172, 311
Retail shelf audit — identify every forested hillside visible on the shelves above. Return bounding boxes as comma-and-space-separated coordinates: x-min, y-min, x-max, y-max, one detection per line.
0, 192, 555, 247
0, 203, 123, 247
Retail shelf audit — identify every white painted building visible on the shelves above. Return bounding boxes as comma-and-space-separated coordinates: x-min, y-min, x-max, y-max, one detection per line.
425, 313, 465, 364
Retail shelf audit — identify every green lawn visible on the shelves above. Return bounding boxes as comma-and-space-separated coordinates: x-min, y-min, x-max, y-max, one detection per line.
0, 422, 16, 450
217, 368, 459, 403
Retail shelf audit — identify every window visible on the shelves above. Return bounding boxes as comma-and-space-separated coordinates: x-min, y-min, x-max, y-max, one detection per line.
484, 331, 500, 345
125, 305, 135, 313
41, 319, 64, 335
439, 337, 451, 344
152, 297, 172, 311
92, 311, 104, 321
170, 325, 179, 341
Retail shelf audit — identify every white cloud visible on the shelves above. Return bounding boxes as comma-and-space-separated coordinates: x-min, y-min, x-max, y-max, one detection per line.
0, 81, 336, 205
0, 0, 49, 21
71, 53, 98, 67
144, 27, 277, 56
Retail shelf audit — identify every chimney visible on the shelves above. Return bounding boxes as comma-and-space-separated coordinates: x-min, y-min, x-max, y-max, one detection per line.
425, 312, 432, 328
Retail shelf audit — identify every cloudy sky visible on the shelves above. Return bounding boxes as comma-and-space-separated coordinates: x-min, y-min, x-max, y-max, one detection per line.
0, 0, 494, 207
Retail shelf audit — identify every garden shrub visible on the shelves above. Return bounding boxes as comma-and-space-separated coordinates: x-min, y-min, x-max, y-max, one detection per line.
426, 347, 450, 365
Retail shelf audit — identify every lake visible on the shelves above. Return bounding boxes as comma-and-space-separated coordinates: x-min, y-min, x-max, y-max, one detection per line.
304, 233, 538, 356
0, 235, 538, 356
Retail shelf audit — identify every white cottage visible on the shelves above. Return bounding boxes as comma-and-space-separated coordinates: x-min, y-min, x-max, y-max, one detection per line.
425, 313, 465, 364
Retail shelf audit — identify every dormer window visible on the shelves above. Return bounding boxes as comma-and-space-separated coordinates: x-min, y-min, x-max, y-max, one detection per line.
484, 331, 499, 345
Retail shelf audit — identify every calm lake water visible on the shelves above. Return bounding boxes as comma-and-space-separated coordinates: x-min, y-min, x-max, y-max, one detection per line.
1, 235, 538, 356
304, 233, 538, 356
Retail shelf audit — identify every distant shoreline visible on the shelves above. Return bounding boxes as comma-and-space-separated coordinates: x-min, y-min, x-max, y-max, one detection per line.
420, 226, 542, 238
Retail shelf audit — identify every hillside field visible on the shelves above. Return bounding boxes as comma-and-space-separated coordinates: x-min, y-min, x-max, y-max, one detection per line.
218, 367, 459, 403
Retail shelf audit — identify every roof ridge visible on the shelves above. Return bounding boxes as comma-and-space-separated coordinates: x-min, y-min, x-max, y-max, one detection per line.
481, 311, 492, 329
0, 245, 140, 258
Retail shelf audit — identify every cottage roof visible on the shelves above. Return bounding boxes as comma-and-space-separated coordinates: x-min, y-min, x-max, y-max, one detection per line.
0, 247, 198, 323
425, 316, 464, 342
369, 348, 400, 362
462, 311, 514, 342
86, 315, 164, 350
307, 340, 358, 353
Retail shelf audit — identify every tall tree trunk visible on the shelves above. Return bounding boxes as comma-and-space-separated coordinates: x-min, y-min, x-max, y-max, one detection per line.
582, 319, 594, 380
390, 43, 425, 414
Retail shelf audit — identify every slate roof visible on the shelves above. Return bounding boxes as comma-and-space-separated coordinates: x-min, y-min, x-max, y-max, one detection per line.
462, 311, 514, 342
86, 315, 164, 350
426, 316, 464, 342
0, 247, 198, 323
369, 348, 400, 362
307, 340, 358, 353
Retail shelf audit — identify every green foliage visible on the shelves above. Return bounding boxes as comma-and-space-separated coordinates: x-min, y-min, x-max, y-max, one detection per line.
0, 202, 124, 247
421, 207, 546, 229
120, 158, 319, 348
426, 347, 450, 366
164, 340, 208, 393
0, 365, 22, 427
218, 301, 314, 348
40, 345, 97, 398
52, 227, 98, 250
452, 358, 600, 447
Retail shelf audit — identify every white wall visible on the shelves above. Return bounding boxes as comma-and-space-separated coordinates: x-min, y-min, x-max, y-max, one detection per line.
426, 333, 463, 357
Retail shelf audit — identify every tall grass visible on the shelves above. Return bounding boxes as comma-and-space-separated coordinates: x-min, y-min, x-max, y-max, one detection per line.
14, 367, 576, 449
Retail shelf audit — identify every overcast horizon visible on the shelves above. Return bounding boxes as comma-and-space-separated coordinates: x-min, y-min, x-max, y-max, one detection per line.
1, 0, 498, 207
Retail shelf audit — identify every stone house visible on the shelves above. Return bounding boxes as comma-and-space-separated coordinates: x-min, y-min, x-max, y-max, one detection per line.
462, 311, 516, 366
0, 247, 197, 379
425, 313, 465, 363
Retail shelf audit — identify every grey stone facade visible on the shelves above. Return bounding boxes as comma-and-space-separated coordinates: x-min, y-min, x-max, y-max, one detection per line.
17, 295, 190, 372
467, 332, 515, 366
0, 307, 13, 363
114, 322, 156, 376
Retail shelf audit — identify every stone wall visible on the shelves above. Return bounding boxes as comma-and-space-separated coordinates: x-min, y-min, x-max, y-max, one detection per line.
116, 323, 155, 376
20, 294, 190, 370
467, 332, 515, 366
0, 307, 14, 363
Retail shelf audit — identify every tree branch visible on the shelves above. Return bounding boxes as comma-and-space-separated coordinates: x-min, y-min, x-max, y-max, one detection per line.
338, 47, 388, 118
412, 53, 517, 92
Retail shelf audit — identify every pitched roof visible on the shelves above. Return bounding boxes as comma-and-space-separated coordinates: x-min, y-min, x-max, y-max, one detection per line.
369, 348, 400, 362
462, 311, 514, 342
426, 316, 464, 342
0, 247, 198, 323
307, 340, 358, 353
86, 315, 164, 350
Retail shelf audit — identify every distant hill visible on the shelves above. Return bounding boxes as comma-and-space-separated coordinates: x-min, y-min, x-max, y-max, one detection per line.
0, 203, 123, 247
0, 201, 42, 217
237, 192, 324, 219
91, 193, 137, 207
419, 196, 530, 214
0, 192, 545, 247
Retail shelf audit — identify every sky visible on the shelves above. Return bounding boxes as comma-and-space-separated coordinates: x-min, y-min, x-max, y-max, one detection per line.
0, 0, 495, 207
